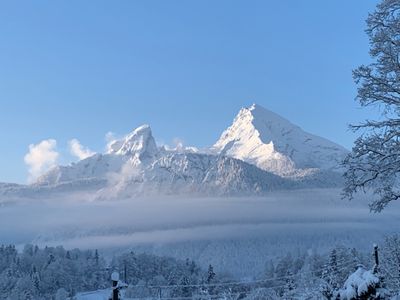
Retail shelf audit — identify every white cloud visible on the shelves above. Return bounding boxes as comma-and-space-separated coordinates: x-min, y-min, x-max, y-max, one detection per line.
105, 131, 117, 153
161, 137, 199, 153
105, 131, 116, 143
24, 139, 59, 183
68, 139, 96, 160
172, 137, 184, 150
105, 131, 126, 153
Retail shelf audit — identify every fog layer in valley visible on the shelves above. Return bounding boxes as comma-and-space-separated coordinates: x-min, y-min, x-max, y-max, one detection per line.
1, 188, 398, 276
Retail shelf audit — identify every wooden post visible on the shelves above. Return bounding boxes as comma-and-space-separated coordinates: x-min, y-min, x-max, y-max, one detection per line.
373, 244, 379, 274
111, 271, 119, 300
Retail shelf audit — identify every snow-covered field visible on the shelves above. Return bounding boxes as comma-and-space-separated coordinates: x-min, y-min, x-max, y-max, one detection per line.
1, 188, 399, 278
75, 289, 111, 300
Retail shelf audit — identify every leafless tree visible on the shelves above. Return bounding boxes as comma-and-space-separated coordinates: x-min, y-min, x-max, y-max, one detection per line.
344, 0, 400, 212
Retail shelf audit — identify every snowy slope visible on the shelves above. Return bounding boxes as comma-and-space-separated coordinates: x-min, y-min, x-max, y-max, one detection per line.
213, 104, 348, 176
107, 124, 159, 165
98, 152, 293, 199
0, 104, 348, 199
35, 125, 159, 186
35, 154, 127, 186
30, 123, 300, 198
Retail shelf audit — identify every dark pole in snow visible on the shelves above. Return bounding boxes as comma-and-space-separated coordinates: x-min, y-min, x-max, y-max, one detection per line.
373, 244, 379, 274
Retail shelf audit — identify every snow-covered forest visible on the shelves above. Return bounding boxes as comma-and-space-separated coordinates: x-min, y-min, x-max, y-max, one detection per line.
2, 0, 400, 298
3, 235, 400, 299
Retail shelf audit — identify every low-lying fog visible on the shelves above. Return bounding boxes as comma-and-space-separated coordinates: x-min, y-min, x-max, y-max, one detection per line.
1, 188, 398, 277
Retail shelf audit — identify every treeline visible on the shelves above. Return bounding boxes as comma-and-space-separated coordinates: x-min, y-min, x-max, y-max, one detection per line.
0, 245, 215, 299
0, 245, 107, 299
1, 235, 400, 299
247, 235, 400, 299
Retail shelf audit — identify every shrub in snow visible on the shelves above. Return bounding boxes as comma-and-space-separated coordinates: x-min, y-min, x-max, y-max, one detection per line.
339, 266, 387, 299
320, 282, 340, 300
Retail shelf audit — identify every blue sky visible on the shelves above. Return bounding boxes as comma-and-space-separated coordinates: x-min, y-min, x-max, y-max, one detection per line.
0, 0, 379, 183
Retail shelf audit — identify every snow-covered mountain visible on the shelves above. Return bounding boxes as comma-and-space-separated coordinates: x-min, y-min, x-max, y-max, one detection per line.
107, 124, 158, 162
0, 104, 347, 200
213, 104, 348, 177
97, 152, 294, 199
35, 124, 158, 186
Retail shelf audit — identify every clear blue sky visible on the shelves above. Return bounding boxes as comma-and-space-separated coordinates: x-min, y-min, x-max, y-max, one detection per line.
0, 0, 379, 183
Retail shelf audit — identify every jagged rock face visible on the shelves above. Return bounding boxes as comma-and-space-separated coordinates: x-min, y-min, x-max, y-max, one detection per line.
1, 104, 348, 199
35, 125, 159, 187
213, 104, 348, 176
96, 153, 293, 199
108, 124, 159, 165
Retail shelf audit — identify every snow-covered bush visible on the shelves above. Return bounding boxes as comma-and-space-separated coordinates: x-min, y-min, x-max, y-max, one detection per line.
339, 266, 386, 300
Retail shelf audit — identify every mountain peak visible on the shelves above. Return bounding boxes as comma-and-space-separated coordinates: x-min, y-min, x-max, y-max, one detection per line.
108, 124, 158, 160
214, 103, 348, 176
238, 103, 296, 130
248, 103, 265, 112
25, 104, 347, 195
125, 124, 153, 144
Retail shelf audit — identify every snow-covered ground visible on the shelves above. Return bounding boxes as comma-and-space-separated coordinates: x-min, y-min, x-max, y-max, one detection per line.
75, 289, 136, 300
75, 289, 111, 300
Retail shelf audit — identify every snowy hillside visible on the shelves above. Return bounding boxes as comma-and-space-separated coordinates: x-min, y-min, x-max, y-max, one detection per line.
97, 152, 293, 199
0, 104, 347, 199
213, 104, 348, 176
